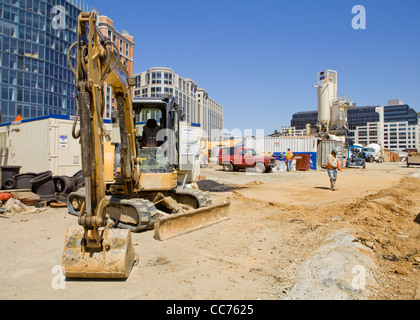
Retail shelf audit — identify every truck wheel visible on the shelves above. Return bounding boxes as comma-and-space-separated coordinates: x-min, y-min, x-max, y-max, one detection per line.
223, 162, 233, 172
255, 163, 266, 174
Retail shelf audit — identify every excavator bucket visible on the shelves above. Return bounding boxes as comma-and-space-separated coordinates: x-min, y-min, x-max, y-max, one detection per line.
62, 227, 137, 279
154, 201, 231, 241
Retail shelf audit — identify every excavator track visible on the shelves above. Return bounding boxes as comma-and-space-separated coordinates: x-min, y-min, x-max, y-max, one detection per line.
170, 188, 213, 208
67, 188, 215, 233
110, 198, 159, 232
68, 191, 158, 232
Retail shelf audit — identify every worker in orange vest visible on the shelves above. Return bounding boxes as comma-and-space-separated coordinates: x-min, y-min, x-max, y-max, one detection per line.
327, 148, 343, 191
285, 148, 294, 172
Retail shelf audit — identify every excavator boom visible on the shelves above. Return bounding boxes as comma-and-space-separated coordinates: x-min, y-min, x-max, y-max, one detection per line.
62, 12, 137, 279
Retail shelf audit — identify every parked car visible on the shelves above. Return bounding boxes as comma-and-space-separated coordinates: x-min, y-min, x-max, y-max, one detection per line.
218, 147, 276, 173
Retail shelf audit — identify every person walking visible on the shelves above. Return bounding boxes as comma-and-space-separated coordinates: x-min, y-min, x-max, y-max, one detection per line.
327, 148, 342, 191
285, 148, 294, 172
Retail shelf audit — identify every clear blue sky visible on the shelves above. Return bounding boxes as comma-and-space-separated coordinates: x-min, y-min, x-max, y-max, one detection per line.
87, 0, 420, 134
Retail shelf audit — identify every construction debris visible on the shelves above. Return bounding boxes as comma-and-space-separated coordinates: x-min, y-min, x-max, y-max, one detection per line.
2, 198, 48, 216
0, 169, 86, 211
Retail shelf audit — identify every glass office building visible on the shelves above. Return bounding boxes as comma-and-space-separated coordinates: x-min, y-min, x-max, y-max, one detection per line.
384, 104, 418, 125
0, 0, 89, 123
290, 110, 318, 130
347, 106, 381, 130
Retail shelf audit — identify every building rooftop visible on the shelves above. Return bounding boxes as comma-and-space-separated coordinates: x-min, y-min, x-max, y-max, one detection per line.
348, 105, 381, 110
293, 110, 318, 115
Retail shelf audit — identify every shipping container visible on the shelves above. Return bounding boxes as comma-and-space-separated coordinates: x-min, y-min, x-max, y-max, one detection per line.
243, 137, 318, 154
317, 140, 344, 168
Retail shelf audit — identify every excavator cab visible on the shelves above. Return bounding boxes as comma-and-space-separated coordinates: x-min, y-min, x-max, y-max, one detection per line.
133, 96, 180, 172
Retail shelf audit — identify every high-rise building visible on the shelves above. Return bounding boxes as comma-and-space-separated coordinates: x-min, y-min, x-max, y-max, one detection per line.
133, 67, 224, 141
0, 2, 134, 124
97, 14, 134, 120
0, 0, 91, 124
198, 88, 223, 141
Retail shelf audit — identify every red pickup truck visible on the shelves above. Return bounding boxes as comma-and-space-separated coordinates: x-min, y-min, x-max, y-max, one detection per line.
218, 147, 277, 173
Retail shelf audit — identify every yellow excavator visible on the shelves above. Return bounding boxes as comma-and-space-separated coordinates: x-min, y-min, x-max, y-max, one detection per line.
62, 12, 230, 279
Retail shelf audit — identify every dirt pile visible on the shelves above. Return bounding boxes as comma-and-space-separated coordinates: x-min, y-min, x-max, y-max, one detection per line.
196, 179, 262, 192
299, 176, 419, 299
196, 180, 232, 192
341, 176, 420, 299
225, 172, 420, 299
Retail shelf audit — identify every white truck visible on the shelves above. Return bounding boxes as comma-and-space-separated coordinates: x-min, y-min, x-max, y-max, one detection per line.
363, 144, 384, 163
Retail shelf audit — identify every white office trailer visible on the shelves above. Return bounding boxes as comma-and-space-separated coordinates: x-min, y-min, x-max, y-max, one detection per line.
0, 115, 86, 176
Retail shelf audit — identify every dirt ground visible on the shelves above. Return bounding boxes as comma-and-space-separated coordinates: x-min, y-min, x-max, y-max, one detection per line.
0, 162, 419, 300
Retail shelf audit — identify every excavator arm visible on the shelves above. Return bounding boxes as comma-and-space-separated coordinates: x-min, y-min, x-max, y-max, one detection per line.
62, 12, 137, 279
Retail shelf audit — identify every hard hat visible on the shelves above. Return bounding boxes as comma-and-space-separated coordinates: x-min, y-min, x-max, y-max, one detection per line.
332, 148, 338, 154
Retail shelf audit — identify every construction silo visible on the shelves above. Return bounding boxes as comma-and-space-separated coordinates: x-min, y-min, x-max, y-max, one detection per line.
317, 81, 331, 124
316, 70, 338, 128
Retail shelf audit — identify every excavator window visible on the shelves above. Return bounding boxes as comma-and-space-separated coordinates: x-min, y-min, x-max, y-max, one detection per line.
135, 106, 165, 147
143, 118, 161, 147
133, 105, 172, 172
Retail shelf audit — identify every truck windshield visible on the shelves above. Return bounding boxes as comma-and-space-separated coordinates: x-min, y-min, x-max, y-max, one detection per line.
248, 149, 258, 156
